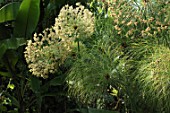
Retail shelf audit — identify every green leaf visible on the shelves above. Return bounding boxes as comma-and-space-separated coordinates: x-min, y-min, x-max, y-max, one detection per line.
14, 0, 40, 38
0, 2, 20, 23
39, 75, 65, 94
39, 82, 50, 94
5, 50, 19, 70
0, 43, 6, 59
0, 38, 26, 59
30, 76, 41, 93
49, 75, 65, 86
0, 71, 12, 77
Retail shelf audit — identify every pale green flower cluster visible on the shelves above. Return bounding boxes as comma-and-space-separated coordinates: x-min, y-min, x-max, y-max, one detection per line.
24, 28, 71, 78
54, 3, 94, 40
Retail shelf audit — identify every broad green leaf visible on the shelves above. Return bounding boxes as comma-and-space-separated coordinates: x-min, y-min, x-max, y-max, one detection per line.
0, 38, 26, 59
30, 76, 41, 93
39, 82, 50, 94
49, 75, 65, 86
39, 75, 65, 94
5, 50, 19, 70
0, 2, 20, 23
14, 0, 40, 38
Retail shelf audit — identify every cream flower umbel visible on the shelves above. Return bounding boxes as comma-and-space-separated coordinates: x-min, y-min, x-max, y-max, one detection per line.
54, 3, 94, 41
24, 28, 71, 78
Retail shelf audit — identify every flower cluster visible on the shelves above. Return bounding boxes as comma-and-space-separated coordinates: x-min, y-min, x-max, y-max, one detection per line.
24, 28, 71, 78
25, 3, 94, 78
54, 3, 95, 41
102, 0, 169, 40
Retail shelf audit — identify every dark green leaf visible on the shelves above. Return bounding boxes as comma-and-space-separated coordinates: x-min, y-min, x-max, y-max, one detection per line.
39, 82, 50, 94
0, 38, 26, 59
0, 71, 12, 77
39, 75, 66, 94
14, 0, 40, 38
30, 76, 41, 93
49, 75, 65, 86
5, 50, 19, 70
0, 2, 20, 23
0, 43, 6, 59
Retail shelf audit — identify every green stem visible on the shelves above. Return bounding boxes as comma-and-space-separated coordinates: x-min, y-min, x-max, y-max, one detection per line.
77, 40, 81, 58
77, 40, 80, 52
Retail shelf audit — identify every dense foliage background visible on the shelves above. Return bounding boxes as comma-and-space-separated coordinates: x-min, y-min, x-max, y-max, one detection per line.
0, 0, 170, 113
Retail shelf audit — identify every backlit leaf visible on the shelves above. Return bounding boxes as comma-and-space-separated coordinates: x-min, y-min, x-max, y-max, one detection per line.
14, 0, 40, 38
0, 2, 20, 23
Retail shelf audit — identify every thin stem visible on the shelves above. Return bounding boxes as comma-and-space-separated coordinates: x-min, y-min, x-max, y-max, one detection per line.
77, 40, 80, 52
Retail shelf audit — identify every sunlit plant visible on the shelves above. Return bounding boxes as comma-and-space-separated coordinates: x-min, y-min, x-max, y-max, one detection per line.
137, 45, 170, 113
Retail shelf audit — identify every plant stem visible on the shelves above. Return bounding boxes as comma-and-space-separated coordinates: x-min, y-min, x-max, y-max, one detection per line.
77, 40, 80, 52
77, 40, 81, 58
